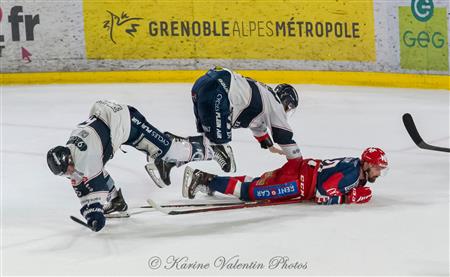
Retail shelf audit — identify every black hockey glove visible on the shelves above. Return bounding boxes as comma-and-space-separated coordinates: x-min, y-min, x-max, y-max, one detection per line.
80, 202, 106, 232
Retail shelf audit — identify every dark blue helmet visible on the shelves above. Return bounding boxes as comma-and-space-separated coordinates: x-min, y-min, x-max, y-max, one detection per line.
47, 146, 72, 175
274, 84, 299, 112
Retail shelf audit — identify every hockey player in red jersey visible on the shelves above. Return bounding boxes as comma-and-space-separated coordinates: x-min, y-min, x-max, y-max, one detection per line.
182, 147, 388, 205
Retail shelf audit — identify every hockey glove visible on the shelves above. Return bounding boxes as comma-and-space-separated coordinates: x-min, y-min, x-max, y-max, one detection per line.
255, 134, 274, 149
80, 202, 106, 232
345, 187, 372, 204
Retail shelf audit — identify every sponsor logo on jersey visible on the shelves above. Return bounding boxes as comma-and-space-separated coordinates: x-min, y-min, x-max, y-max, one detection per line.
299, 175, 305, 197
139, 122, 170, 146
215, 93, 223, 139
325, 187, 340, 196
253, 181, 300, 200
217, 78, 229, 93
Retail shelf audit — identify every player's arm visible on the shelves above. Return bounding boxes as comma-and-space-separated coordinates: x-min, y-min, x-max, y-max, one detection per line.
71, 170, 109, 232
271, 126, 301, 159
315, 162, 371, 205
252, 130, 287, 156
250, 124, 272, 147
315, 187, 372, 205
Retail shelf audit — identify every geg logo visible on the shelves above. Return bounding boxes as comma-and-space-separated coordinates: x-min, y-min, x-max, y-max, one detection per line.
403, 30, 445, 48
411, 0, 434, 22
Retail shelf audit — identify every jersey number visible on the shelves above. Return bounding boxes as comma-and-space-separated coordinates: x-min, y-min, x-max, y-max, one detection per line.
321, 159, 340, 170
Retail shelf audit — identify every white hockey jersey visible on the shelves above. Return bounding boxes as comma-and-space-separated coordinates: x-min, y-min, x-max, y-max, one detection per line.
223, 68, 301, 159
67, 100, 131, 205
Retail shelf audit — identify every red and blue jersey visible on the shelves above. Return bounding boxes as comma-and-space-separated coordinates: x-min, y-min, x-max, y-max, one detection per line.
315, 157, 362, 204
208, 157, 364, 205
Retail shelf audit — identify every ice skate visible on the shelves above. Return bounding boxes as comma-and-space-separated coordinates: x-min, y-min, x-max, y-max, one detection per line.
103, 189, 128, 217
145, 157, 176, 187
212, 144, 236, 173
182, 166, 216, 199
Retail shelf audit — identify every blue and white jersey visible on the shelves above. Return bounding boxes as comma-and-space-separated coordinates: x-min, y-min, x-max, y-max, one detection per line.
67, 100, 131, 206
223, 68, 301, 158
88, 100, 131, 153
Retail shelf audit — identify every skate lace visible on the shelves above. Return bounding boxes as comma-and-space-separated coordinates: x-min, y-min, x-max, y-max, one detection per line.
213, 150, 228, 169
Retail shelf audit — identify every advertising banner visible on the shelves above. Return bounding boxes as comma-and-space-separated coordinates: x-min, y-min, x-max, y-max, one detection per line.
83, 0, 376, 62
399, 1, 448, 71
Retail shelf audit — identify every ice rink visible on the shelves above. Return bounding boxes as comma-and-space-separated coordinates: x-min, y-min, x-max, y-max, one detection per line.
1, 83, 449, 276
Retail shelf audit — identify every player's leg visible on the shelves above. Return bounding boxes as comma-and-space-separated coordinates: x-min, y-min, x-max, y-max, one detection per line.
163, 130, 236, 173
182, 166, 252, 199
124, 106, 177, 187
102, 172, 128, 214
124, 106, 216, 186
191, 72, 212, 134
195, 72, 236, 172
126, 106, 172, 160
246, 179, 302, 202
126, 106, 213, 163
150, 135, 216, 186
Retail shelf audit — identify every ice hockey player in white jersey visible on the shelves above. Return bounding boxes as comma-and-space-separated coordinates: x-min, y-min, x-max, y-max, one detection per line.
154, 66, 302, 183
193, 66, 301, 157
46, 100, 231, 232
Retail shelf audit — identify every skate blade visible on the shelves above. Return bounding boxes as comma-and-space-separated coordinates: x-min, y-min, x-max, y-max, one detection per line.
105, 211, 130, 218
182, 166, 194, 198
145, 163, 168, 188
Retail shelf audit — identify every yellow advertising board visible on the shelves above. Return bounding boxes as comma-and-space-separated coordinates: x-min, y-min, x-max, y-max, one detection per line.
83, 0, 375, 61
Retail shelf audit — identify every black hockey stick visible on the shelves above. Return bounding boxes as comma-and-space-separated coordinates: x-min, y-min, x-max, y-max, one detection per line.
402, 113, 450, 153
70, 216, 96, 231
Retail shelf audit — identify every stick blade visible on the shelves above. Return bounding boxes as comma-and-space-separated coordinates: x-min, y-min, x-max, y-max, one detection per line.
146, 198, 170, 215
70, 215, 95, 231
402, 113, 450, 153
402, 113, 424, 146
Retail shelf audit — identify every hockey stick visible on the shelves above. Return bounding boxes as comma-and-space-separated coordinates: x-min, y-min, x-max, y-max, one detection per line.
139, 201, 246, 209
70, 216, 96, 231
105, 202, 247, 218
402, 113, 450, 153
105, 212, 130, 219
147, 198, 302, 215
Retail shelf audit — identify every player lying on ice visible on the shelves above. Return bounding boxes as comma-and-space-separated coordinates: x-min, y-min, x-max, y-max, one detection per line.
46, 100, 234, 232
153, 66, 302, 186
182, 147, 388, 205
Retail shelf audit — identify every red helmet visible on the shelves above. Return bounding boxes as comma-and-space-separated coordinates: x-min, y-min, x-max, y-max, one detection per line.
361, 147, 388, 168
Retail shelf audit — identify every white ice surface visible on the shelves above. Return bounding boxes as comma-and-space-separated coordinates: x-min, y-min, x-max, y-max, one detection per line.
1, 83, 449, 276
